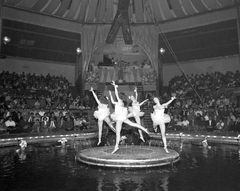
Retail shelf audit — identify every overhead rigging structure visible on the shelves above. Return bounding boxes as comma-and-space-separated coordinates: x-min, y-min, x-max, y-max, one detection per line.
143, 0, 202, 102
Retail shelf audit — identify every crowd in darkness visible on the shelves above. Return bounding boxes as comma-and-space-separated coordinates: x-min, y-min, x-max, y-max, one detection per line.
0, 71, 70, 91
169, 70, 240, 96
0, 71, 92, 134
145, 70, 240, 133
0, 70, 240, 134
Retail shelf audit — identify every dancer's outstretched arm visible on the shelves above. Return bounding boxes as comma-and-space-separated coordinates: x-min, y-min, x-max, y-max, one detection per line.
134, 87, 138, 100
109, 90, 117, 105
90, 87, 100, 105
111, 81, 121, 102
139, 99, 148, 106
162, 97, 176, 107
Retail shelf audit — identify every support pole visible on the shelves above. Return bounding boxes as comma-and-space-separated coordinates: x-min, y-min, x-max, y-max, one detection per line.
157, 51, 164, 96
0, 1, 3, 56
236, 5, 240, 69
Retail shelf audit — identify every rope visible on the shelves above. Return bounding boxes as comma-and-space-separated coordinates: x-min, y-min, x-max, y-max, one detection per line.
143, 0, 202, 102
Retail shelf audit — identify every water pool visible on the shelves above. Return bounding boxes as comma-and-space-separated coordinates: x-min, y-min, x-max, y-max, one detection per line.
0, 141, 240, 191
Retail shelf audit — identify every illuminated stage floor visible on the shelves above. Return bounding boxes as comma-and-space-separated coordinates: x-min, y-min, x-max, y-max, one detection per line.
76, 145, 180, 168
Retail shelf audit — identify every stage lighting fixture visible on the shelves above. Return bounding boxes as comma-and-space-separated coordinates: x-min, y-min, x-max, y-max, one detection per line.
76, 48, 82, 54
3, 36, 11, 44
160, 48, 165, 54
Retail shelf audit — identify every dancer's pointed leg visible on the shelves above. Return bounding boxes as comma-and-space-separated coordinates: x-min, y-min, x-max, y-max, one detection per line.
104, 117, 116, 133
164, 147, 169, 153
139, 131, 145, 142
135, 117, 145, 142
111, 121, 122, 154
159, 123, 169, 153
124, 119, 149, 135
111, 147, 119, 154
97, 120, 103, 145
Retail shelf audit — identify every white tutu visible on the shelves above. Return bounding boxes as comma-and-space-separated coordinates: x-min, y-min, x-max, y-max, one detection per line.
128, 107, 144, 117
93, 107, 110, 121
111, 105, 128, 122
151, 112, 171, 124
164, 114, 171, 123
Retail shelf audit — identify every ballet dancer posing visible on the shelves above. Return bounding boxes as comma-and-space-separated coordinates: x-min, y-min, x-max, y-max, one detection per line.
128, 87, 148, 142
90, 87, 116, 145
109, 81, 149, 154
151, 95, 176, 153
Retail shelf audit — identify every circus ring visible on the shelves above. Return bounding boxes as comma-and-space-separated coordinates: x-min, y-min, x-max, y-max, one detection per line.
1, 129, 239, 169
75, 131, 240, 168
76, 145, 180, 168
0, 130, 98, 148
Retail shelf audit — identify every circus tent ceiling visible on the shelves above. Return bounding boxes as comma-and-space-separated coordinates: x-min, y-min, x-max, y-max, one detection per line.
3, 0, 240, 24
1, 0, 240, 64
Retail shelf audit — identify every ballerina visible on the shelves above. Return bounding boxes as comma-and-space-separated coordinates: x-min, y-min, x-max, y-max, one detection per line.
128, 87, 148, 142
151, 95, 176, 153
109, 81, 149, 154
90, 87, 116, 145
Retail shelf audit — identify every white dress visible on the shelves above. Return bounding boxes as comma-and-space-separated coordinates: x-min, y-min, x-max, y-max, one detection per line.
128, 102, 144, 117
93, 104, 110, 121
151, 105, 171, 124
111, 104, 128, 122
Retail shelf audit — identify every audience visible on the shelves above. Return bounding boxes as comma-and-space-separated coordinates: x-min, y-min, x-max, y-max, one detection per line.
0, 69, 240, 135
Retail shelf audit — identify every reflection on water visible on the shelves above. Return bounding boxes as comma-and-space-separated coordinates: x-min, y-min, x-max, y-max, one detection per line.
0, 141, 240, 191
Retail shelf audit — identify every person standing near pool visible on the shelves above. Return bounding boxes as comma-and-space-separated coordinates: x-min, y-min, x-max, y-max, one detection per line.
151, 95, 176, 153
90, 87, 116, 146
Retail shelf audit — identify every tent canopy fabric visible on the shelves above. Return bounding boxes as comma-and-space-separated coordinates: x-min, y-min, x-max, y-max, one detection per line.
3, 0, 239, 24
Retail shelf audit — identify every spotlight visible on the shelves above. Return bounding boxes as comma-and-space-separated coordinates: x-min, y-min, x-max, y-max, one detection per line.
76, 48, 82, 54
3, 36, 11, 44
159, 48, 165, 54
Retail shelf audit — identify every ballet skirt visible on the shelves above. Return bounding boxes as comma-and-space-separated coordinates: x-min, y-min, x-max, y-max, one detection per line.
128, 106, 144, 117
151, 107, 171, 124
93, 104, 110, 121
111, 105, 128, 122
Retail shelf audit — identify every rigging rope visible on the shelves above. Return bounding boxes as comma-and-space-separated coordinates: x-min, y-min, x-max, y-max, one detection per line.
143, 0, 202, 102
86, 0, 101, 72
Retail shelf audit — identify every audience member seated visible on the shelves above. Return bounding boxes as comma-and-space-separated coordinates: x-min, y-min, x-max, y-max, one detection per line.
230, 116, 240, 132
32, 118, 41, 133
58, 117, 65, 130
74, 116, 82, 131
181, 117, 190, 131
27, 112, 35, 128
64, 117, 74, 131
215, 119, 225, 131
18, 115, 31, 133
205, 116, 216, 131
49, 116, 57, 132
5, 116, 17, 133
34, 99, 41, 109
0, 117, 7, 133
38, 108, 45, 117
80, 116, 89, 130
41, 114, 49, 133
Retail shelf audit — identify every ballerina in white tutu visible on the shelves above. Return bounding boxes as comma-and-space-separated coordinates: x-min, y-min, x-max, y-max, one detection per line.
151, 95, 176, 153
128, 87, 148, 142
90, 87, 116, 145
109, 81, 149, 154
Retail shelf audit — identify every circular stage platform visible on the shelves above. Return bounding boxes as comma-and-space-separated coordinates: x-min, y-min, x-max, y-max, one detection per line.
76, 145, 180, 168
